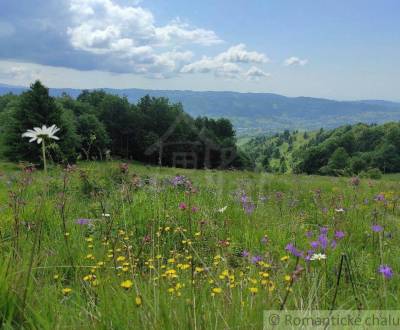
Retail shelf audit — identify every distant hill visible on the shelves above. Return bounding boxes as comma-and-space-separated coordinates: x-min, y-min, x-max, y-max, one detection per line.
244, 122, 400, 176
1, 84, 399, 135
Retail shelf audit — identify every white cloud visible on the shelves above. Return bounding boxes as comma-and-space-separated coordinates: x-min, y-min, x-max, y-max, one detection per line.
284, 56, 308, 66
67, 0, 221, 77
245, 66, 271, 80
181, 44, 270, 79
0, 66, 41, 82
215, 44, 269, 64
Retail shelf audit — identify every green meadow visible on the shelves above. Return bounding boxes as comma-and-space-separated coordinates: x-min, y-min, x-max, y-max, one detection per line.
0, 161, 399, 329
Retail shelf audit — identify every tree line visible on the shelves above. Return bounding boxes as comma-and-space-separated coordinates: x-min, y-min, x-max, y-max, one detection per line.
0, 81, 250, 169
245, 123, 400, 177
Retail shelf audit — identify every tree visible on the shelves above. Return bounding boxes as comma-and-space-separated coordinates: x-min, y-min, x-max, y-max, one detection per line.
327, 147, 349, 171
3, 81, 79, 163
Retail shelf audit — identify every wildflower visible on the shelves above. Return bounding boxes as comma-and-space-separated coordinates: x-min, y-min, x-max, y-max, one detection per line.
318, 235, 328, 250
310, 241, 319, 249
378, 265, 393, 279
305, 231, 313, 238
320, 227, 329, 235
76, 218, 92, 225
310, 253, 327, 261
261, 236, 269, 244
53, 274, 60, 280
135, 296, 142, 306
120, 280, 134, 289
218, 206, 228, 213
22, 124, 60, 144
249, 287, 258, 294
179, 202, 187, 210
62, 288, 72, 295
241, 250, 250, 258
251, 255, 263, 264
284, 275, 291, 282
374, 194, 385, 202
335, 231, 345, 239
280, 255, 289, 262
285, 243, 303, 258
372, 224, 383, 233
22, 124, 60, 173
102, 213, 111, 217
212, 287, 222, 294
335, 208, 345, 213
191, 206, 199, 213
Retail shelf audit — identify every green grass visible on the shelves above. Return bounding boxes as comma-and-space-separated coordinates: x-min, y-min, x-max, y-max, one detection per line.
0, 161, 399, 329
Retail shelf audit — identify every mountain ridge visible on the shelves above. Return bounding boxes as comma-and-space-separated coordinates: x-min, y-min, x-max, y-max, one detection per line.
1, 84, 399, 134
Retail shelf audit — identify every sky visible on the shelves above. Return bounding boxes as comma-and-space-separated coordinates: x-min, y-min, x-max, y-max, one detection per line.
0, 0, 399, 100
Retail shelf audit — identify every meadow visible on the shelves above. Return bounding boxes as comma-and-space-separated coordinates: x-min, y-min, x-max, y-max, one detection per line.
0, 161, 399, 329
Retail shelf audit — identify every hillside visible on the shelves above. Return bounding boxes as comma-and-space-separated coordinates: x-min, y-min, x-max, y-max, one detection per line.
245, 122, 400, 177
1, 84, 400, 134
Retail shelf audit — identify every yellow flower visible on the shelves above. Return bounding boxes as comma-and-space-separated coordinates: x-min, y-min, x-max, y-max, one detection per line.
120, 280, 133, 289
249, 287, 258, 294
195, 267, 204, 273
53, 274, 60, 280
212, 287, 222, 294
164, 269, 178, 279
85, 237, 93, 243
135, 296, 142, 306
62, 288, 72, 295
116, 256, 126, 262
280, 255, 289, 262
284, 275, 291, 282
83, 274, 96, 282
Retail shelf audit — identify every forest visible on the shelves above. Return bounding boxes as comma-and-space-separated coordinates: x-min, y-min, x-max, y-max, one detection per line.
245, 123, 400, 177
0, 81, 249, 169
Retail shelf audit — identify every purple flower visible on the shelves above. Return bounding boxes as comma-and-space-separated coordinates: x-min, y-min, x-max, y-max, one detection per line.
179, 202, 187, 210
251, 255, 262, 264
75, 218, 92, 225
285, 243, 303, 258
374, 194, 385, 202
305, 230, 313, 239
310, 241, 319, 249
191, 206, 199, 213
241, 250, 250, 258
335, 231, 345, 239
318, 235, 328, 250
320, 227, 329, 235
244, 202, 255, 214
379, 265, 393, 279
304, 250, 315, 261
372, 224, 383, 233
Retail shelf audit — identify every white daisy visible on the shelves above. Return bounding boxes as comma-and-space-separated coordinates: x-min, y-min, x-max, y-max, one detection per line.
218, 206, 228, 213
310, 253, 327, 261
22, 124, 60, 144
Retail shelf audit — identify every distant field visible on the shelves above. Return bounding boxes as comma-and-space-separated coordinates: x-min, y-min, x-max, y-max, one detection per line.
0, 161, 399, 328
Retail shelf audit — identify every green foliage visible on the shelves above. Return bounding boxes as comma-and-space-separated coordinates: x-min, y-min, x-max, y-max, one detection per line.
0, 81, 247, 169
247, 123, 400, 176
1, 81, 80, 164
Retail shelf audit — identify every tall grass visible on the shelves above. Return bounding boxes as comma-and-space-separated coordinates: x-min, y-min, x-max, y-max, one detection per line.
0, 161, 399, 329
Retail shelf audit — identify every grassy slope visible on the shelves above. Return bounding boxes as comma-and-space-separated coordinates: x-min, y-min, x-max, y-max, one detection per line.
0, 161, 399, 328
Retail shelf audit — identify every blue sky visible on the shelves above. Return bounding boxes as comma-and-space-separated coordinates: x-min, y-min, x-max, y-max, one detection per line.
0, 0, 399, 100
